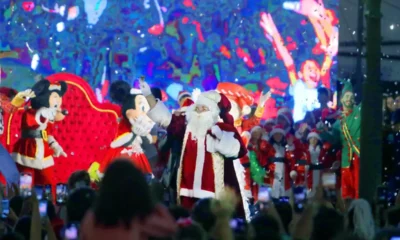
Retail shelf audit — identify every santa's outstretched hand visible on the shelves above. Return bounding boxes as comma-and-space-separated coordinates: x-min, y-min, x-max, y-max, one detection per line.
206, 126, 240, 158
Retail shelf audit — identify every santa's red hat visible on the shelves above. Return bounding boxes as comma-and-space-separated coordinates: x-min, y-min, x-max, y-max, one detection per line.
307, 129, 321, 140
180, 98, 194, 111
178, 90, 192, 107
269, 124, 286, 137
277, 107, 293, 125
195, 90, 234, 125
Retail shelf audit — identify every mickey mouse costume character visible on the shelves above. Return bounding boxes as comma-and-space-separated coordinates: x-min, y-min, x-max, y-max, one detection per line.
0, 87, 35, 185
88, 80, 157, 181
12, 79, 68, 187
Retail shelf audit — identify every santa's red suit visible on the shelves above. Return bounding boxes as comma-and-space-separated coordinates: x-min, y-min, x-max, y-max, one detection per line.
148, 90, 248, 218
97, 118, 153, 177
12, 108, 59, 185
290, 146, 310, 187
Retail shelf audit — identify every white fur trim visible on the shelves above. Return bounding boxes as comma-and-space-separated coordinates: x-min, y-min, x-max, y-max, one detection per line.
147, 100, 172, 128
250, 126, 262, 134
12, 139, 54, 170
110, 132, 134, 148
206, 135, 217, 153
130, 88, 142, 95
286, 144, 295, 151
307, 132, 320, 140
179, 188, 215, 198
273, 144, 285, 158
262, 133, 269, 141
178, 91, 191, 101
177, 129, 225, 202
265, 118, 275, 124
179, 106, 188, 112
215, 131, 241, 158
309, 145, 321, 164
278, 114, 291, 125
270, 128, 285, 137
196, 95, 220, 116
193, 136, 206, 193
233, 159, 251, 221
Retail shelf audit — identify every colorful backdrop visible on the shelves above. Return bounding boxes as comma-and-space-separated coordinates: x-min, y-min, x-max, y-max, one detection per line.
0, 0, 338, 115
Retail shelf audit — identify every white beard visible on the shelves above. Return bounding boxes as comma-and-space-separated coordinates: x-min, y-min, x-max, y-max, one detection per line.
186, 109, 217, 140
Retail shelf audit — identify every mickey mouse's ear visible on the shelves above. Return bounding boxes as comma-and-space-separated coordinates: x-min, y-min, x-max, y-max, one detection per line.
31, 79, 50, 96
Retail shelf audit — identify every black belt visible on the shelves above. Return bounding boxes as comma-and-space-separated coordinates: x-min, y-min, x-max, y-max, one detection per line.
269, 157, 284, 163
22, 130, 48, 141
309, 163, 325, 170
296, 160, 308, 166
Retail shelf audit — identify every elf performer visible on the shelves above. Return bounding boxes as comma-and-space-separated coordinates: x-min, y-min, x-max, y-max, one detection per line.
88, 80, 157, 181
0, 88, 35, 185
12, 79, 68, 187
267, 125, 296, 199
318, 81, 360, 199
247, 126, 270, 201
144, 85, 248, 218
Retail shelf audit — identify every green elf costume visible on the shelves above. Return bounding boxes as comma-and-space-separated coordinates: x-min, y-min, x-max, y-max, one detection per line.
319, 81, 361, 199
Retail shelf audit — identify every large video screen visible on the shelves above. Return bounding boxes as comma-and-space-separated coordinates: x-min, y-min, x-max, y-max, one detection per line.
0, 0, 338, 121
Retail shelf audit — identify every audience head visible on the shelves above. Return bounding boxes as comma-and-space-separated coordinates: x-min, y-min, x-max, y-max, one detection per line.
9, 196, 23, 217
347, 199, 375, 240
169, 206, 190, 221
250, 213, 281, 240
67, 187, 96, 224
13, 216, 31, 240
0, 232, 24, 240
67, 170, 91, 191
317, 87, 330, 106
93, 159, 154, 229
274, 202, 293, 234
191, 198, 216, 233
176, 222, 207, 240
312, 206, 344, 240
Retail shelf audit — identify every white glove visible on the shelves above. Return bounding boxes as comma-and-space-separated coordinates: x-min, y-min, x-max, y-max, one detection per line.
206, 134, 218, 153
214, 131, 240, 158
131, 115, 155, 136
139, 78, 152, 97
40, 107, 57, 121
17, 89, 36, 99
50, 141, 67, 157
210, 125, 223, 139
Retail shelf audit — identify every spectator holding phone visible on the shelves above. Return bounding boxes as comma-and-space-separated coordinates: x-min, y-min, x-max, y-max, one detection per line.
80, 159, 177, 240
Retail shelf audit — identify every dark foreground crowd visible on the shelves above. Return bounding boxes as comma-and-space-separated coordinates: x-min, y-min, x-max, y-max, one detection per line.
1, 158, 400, 240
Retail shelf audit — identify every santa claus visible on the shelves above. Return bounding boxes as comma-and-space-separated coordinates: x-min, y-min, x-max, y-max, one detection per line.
146, 87, 247, 216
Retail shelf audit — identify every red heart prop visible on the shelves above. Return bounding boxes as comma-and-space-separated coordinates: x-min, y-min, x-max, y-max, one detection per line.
22, 2, 35, 12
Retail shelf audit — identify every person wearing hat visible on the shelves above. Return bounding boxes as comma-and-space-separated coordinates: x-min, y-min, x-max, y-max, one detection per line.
267, 125, 296, 199
0, 87, 36, 186
318, 81, 361, 199
141, 80, 249, 217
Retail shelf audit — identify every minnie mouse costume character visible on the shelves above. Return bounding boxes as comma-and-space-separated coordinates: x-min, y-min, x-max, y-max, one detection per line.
0, 87, 35, 185
12, 79, 68, 186
89, 80, 157, 181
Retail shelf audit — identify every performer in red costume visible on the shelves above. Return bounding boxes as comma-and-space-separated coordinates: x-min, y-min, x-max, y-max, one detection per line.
247, 126, 270, 200
267, 125, 295, 199
146, 87, 247, 215
12, 79, 68, 187
89, 80, 157, 181
0, 88, 35, 185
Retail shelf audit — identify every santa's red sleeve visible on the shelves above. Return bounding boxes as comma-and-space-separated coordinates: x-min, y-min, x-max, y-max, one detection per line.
166, 114, 186, 140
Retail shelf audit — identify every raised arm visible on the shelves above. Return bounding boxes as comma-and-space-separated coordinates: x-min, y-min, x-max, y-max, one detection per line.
260, 12, 298, 86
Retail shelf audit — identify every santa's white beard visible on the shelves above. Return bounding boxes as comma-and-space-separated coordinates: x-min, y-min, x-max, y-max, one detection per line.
186, 110, 217, 140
